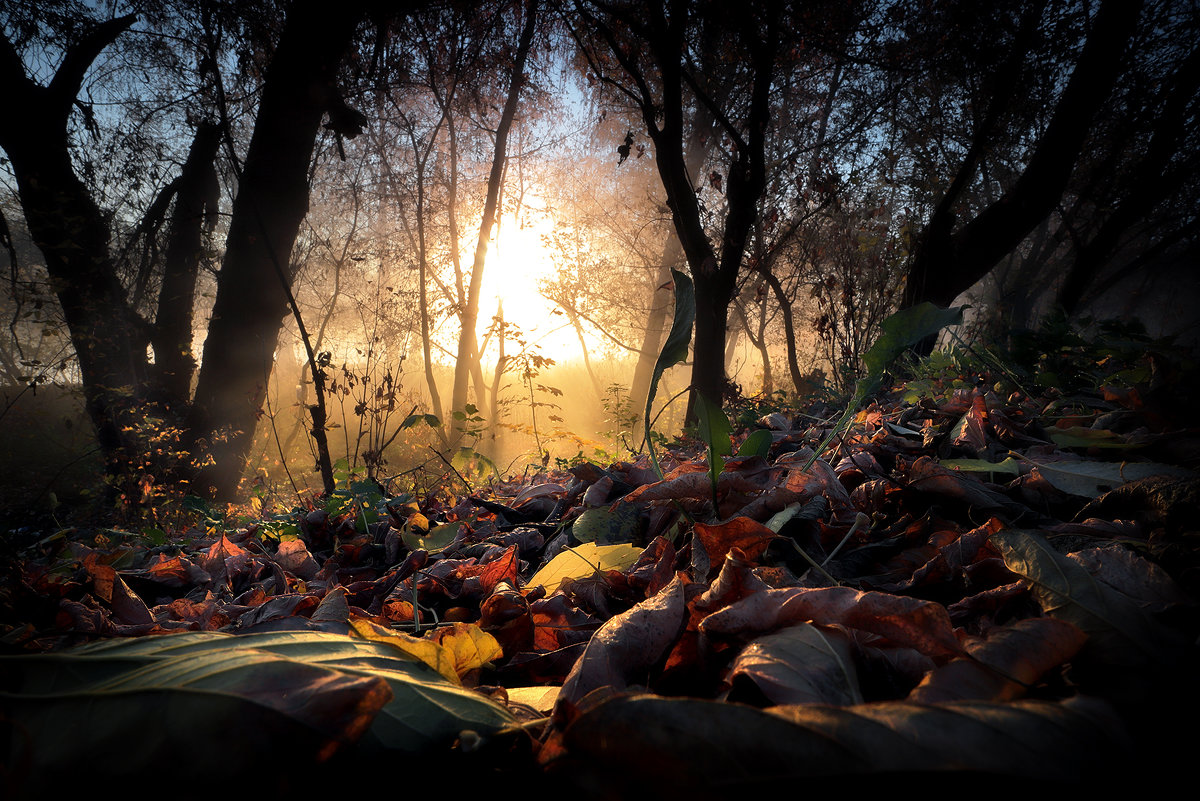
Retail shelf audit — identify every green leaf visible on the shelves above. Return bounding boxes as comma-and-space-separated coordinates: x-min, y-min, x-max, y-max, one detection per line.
0, 631, 515, 790
528, 542, 644, 595
139, 526, 168, 546
644, 269, 695, 476
737, 429, 774, 460
861, 302, 965, 377
572, 503, 641, 545
401, 520, 461, 553
401, 413, 442, 429
695, 390, 733, 506
991, 529, 1184, 668
802, 303, 964, 474
938, 457, 1022, 476
1020, 457, 1195, 498
1047, 427, 1135, 449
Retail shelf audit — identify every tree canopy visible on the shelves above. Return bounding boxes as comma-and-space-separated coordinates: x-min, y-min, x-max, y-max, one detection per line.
0, 0, 1195, 505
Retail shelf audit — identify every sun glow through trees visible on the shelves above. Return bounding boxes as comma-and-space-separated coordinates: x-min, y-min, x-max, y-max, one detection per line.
437, 207, 605, 367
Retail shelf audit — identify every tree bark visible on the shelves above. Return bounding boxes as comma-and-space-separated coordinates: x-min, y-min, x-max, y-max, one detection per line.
628, 102, 715, 422
154, 121, 222, 404
596, 0, 775, 422
1058, 42, 1200, 314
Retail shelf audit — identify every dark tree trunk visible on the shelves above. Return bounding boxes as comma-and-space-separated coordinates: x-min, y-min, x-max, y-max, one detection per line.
0, 14, 150, 484
902, 0, 1143, 311
755, 264, 806, 395
1058, 43, 1200, 314
628, 260, 674, 421
187, 0, 368, 499
154, 121, 222, 404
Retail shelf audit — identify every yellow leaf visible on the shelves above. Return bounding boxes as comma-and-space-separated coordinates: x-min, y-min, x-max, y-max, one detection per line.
348, 616, 459, 684
506, 685, 560, 713
528, 542, 644, 595
431, 622, 504, 677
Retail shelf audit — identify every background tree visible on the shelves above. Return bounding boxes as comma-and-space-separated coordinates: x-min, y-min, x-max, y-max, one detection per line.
0, 1, 403, 500
898, 0, 1148, 311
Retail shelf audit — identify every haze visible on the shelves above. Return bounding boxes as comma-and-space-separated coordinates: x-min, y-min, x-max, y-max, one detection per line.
0, 0, 1195, 515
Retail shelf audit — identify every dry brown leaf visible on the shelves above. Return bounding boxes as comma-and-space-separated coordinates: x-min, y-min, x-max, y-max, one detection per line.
908, 617, 1088, 703
693, 517, 777, 572
726, 623, 863, 705
700, 586, 966, 661
558, 574, 689, 705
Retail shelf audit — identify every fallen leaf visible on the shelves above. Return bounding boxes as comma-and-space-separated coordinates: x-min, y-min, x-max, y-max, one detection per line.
549, 693, 1130, 792
348, 615, 460, 684
558, 574, 689, 705
908, 617, 1088, 703
427, 622, 505, 678
726, 622, 864, 705
528, 542, 644, 596
991, 529, 1186, 669
701, 586, 966, 662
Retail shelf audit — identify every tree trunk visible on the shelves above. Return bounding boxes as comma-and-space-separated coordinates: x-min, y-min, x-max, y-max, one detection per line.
154, 121, 221, 404
902, 0, 1143, 311
187, 0, 367, 499
628, 105, 714, 421
628, 259, 675, 421
449, 0, 538, 430
1058, 43, 1200, 314
0, 14, 150, 486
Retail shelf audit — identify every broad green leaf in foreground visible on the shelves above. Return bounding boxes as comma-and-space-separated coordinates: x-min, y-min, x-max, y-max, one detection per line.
528, 542, 644, 595
1, 653, 382, 794
5, 630, 515, 760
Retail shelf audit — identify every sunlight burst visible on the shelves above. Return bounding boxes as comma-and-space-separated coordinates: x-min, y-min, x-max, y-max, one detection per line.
451, 208, 601, 367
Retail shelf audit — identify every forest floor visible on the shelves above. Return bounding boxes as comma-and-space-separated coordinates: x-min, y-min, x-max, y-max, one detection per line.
3, 338, 1199, 798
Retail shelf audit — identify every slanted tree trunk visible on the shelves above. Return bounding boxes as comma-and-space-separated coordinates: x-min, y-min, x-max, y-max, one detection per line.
187, 0, 368, 499
1057, 42, 1200, 315
0, 14, 150, 486
449, 0, 538, 434
902, 0, 1143, 311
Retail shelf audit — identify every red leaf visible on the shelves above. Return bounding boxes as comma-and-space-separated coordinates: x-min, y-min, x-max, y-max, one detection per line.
693, 517, 776, 574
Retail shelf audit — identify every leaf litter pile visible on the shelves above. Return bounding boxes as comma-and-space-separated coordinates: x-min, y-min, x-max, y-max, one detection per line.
4, 354, 1200, 797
